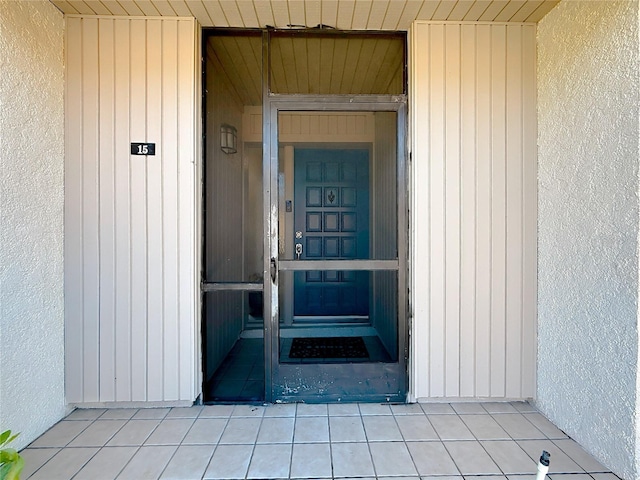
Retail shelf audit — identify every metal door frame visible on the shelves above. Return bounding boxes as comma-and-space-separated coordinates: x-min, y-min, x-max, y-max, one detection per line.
263, 95, 408, 403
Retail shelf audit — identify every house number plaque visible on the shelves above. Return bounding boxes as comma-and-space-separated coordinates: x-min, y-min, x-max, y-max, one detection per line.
131, 143, 156, 155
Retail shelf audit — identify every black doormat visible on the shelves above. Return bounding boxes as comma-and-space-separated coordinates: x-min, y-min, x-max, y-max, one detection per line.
289, 336, 369, 359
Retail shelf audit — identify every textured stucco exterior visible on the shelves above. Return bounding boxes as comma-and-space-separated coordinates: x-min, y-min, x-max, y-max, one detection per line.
0, 0, 66, 449
537, 1, 640, 478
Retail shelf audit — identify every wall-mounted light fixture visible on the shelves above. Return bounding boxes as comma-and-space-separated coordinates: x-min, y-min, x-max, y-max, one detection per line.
220, 124, 237, 154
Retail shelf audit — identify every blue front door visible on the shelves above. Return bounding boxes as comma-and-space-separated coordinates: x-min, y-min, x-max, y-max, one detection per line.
293, 148, 370, 317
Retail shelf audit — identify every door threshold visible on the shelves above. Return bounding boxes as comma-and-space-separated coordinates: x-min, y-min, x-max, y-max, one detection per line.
241, 325, 378, 339
292, 315, 369, 321
280, 326, 377, 338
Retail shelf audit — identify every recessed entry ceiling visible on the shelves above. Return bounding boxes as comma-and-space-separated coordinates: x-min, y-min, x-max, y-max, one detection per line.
51, 1, 560, 29
207, 33, 405, 105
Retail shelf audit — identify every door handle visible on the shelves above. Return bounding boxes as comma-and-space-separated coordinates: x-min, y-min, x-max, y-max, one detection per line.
270, 257, 277, 283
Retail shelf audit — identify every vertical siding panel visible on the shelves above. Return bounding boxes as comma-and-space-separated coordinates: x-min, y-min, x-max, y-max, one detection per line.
146, 20, 165, 401
82, 17, 100, 403
178, 19, 196, 399
162, 20, 180, 401
411, 21, 536, 400
66, 17, 198, 404
65, 18, 84, 403
490, 25, 507, 397
130, 19, 148, 401
505, 26, 524, 398
114, 19, 132, 401
98, 18, 116, 402
474, 24, 492, 397
410, 23, 430, 398
429, 24, 446, 397
521, 26, 537, 398
459, 24, 476, 397
444, 24, 461, 398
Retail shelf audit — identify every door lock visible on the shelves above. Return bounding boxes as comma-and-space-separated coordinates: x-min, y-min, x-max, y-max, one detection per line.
295, 243, 303, 260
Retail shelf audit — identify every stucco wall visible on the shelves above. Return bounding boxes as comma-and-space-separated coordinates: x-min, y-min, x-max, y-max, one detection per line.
0, 0, 66, 448
537, 1, 639, 478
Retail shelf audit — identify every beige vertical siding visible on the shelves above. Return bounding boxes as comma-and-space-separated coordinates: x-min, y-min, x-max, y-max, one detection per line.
410, 22, 537, 400
65, 16, 199, 404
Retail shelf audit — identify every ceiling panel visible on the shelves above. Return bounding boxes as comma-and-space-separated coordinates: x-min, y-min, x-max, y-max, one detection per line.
51, 0, 559, 30
51, 0, 561, 27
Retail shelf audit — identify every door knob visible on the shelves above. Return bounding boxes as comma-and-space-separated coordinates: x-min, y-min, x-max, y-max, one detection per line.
295, 243, 303, 260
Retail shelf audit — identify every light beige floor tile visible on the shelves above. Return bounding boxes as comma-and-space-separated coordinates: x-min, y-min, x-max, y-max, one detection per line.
199, 404, 235, 418
396, 415, 439, 440
257, 417, 295, 443
28, 447, 98, 480
73, 446, 137, 480
369, 441, 418, 476
132, 408, 170, 420
482, 440, 538, 474
263, 403, 297, 417
296, 403, 328, 416
429, 415, 475, 440
290, 442, 332, 478
452, 403, 488, 415
548, 475, 594, 480
107, 420, 160, 446
590, 474, 620, 480
391, 403, 426, 415
407, 441, 460, 475
99, 409, 138, 420
379, 477, 421, 480
421, 403, 456, 414
69, 420, 127, 447
517, 440, 583, 474
219, 417, 262, 444
444, 441, 501, 475
117, 445, 177, 480
493, 414, 546, 440
204, 444, 253, 479
511, 401, 538, 413
363, 415, 403, 441
183, 418, 228, 444
29, 420, 92, 447
145, 418, 195, 445
465, 476, 508, 480
66, 409, 107, 420
330, 415, 366, 442
483, 403, 519, 414
160, 445, 214, 480
294, 416, 329, 442
328, 403, 360, 416
231, 405, 265, 417
523, 414, 568, 439
19, 448, 60, 479
359, 403, 392, 415
461, 414, 510, 440
165, 406, 203, 419
247, 444, 292, 479
421, 476, 463, 480
332, 442, 375, 477
553, 439, 609, 472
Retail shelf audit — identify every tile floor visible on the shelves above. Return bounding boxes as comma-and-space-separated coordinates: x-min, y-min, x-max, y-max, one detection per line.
205, 336, 393, 402
205, 339, 265, 402
20, 402, 619, 480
